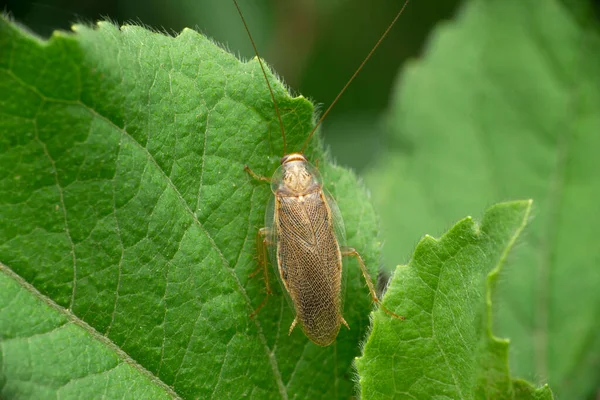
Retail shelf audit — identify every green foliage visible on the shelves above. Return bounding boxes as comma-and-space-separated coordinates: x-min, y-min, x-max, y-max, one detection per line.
0, 268, 175, 399
367, 0, 600, 399
357, 201, 551, 399
0, 17, 380, 399
1, 0, 593, 397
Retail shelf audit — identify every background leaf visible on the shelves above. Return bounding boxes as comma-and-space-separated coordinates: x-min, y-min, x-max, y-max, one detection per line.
0, 18, 381, 399
366, 0, 600, 398
357, 200, 552, 399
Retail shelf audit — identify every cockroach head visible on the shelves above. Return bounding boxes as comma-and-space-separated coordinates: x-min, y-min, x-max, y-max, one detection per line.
272, 153, 322, 196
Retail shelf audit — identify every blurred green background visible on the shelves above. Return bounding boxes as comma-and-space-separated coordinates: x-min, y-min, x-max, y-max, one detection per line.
2, 0, 462, 172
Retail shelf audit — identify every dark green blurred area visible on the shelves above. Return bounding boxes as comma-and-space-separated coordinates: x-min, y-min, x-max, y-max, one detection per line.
1, 0, 461, 171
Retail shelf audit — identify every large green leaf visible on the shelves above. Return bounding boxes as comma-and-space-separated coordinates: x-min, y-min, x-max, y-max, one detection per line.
0, 18, 381, 399
366, 0, 600, 399
357, 201, 552, 399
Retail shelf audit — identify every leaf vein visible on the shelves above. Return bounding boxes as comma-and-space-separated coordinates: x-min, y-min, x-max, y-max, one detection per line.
33, 110, 78, 311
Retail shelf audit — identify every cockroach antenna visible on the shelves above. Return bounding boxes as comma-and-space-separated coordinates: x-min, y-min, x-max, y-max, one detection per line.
233, 0, 288, 156
300, 0, 411, 153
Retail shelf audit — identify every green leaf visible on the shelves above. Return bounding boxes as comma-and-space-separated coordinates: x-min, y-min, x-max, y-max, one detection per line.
0, 17, 381, 399
356, 201, 552, 399
0, 264, 176, 399
366, 0, 600, 399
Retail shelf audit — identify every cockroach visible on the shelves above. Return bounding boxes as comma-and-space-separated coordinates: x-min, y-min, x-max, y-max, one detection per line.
234, 0, 409, 347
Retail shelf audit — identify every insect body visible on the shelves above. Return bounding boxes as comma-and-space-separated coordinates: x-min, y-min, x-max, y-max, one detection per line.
234, 0, 409, 346
267, 153, 347, 345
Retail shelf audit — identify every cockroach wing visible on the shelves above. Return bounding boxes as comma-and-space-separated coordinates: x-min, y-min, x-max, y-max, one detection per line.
263, 193, 279, 278
264, 192, 276, 242
263, 190, 304, 314
276, 189, 344, 345
323, 189, 346, 247
323, 189, 349, 317
263, 193, 293, 304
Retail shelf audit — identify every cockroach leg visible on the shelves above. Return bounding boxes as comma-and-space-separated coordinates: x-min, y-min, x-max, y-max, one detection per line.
341, 247, 405, 321
341, 317, 350, 330
250, 227, 272, 318
248, 266, 262, 278
244, 165, 271, 182
249, 228, 272, 277
288, 316, 298, 335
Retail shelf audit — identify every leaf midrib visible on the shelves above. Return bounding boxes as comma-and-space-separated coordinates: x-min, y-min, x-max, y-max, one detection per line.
0, 262, 183, 399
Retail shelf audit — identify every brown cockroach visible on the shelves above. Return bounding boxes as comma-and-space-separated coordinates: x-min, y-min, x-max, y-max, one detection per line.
234, 0, 409, 346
